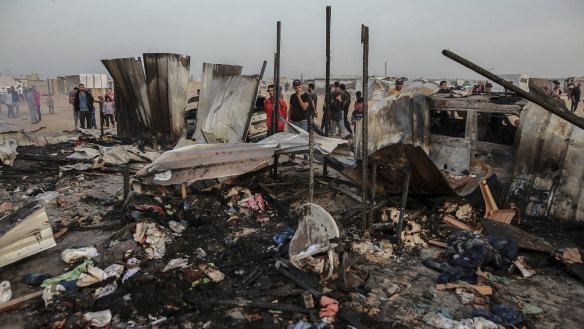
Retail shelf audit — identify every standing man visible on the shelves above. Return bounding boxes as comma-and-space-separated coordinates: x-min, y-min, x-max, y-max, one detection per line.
550, 81, 562, 99
74, 84, 94, 129
570, 82, 581, 114
26, 88, 38, 124
388, 79, 404, 96
18, 85, 24, 103
2, 89, 14, 118
10, 86, 19, 117
485, 83, 493, 95
31, 86, 41, 122
288, 79, 313, 164
567, 79, 575, 99
264, 84, 288, 134
307, 83, 318, 118
340, 84, 351, 135
70, 87, 79, 130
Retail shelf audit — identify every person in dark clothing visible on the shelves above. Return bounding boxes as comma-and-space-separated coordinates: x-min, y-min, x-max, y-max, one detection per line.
340, 84, 351, 134
73, 84, 94, 129
571, 82, 581, 113
437, 80, 451, 94
10, 86, 20, 117
330, 92, 345, 137
288, 79, 313, 163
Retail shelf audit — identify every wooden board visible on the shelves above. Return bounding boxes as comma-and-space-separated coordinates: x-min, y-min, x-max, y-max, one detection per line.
0, 290, 43, 313
435, 283, 492, 295
428, 240, 448, 248
481, 218, 555, 253
443, 216, 473, 231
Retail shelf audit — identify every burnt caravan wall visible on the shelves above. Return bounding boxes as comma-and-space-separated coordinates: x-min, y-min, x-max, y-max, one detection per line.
143, 53, 191, 145
102, 54, 190, 145
506, 103, 584, 221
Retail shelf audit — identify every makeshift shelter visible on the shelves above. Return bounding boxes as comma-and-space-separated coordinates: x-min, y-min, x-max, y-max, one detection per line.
102, 53, 190, 145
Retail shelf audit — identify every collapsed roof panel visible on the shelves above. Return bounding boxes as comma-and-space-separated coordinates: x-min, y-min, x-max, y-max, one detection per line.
0, 200, 56, 268
194, 63, 243, 143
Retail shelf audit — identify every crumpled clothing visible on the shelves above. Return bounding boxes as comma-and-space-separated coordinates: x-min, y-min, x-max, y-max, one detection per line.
273, 227, 295, 246
319, 296, 339, 318
488, 273, 510, 286
422, 258, 477, 284
415, 303, 454, 320
447, 230, 517, 270
472, 304, 523, 328
41, 261, 93, 287
425, 313, 499, 329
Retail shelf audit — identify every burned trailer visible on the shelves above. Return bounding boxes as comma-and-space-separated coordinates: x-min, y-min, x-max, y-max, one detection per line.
356, 80, 584, 221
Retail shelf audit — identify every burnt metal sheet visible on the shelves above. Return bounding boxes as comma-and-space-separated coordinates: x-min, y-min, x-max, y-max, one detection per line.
143, 53, 190, 145
101, 57, 152, 141
364, 80, 438, 156
136, 132, 349, 186
340, 143, 455, 197
194, 63, 242, 143
136, 143, 275, 186
506, 102, 584, 221
201, 74, 260, 143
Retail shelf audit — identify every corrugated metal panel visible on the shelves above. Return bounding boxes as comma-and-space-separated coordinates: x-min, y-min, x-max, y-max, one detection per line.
136, 143, 275, 185
506, 102, 584, 221
201, 74, 260, 143
194, 63, 242, 143
101, 57, 152, 141
143, 53, 190, 145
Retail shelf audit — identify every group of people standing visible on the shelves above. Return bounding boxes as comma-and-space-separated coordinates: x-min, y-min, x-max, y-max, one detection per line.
68, 86, 115, 130
263, 79, 365, 163
1, 85, 43, 123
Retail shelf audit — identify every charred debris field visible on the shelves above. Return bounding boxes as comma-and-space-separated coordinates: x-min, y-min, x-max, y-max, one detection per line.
0, 138, 583, 329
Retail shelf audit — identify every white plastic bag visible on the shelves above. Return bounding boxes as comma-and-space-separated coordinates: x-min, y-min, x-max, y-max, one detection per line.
61, 247, 99, 263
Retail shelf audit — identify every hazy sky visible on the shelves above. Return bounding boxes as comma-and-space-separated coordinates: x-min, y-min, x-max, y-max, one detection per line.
1, 0, 582, 80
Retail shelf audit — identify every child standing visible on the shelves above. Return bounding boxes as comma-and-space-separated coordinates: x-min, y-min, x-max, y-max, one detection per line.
103, 96, 116, 128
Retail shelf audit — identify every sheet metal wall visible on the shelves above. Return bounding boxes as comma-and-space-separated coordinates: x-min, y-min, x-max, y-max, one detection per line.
144, 53, 191, 145
102, 54, 190, 145
101, 57, 152, 141
194, 63, 242, 143
506, 103, 584, 221
201, 74, 260, 143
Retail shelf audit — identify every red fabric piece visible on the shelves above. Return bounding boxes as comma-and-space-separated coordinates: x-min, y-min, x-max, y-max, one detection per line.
319, 296, 339, 318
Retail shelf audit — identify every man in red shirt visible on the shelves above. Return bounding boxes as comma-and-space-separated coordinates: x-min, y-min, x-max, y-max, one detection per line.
264, 84, 288, 134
